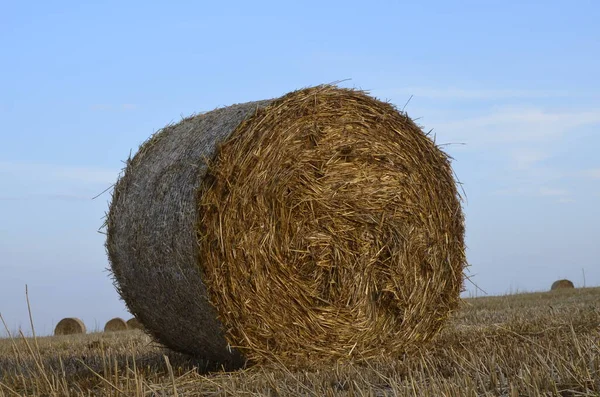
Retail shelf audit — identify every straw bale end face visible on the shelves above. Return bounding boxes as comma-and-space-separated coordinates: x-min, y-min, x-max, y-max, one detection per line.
106, 85, 467, 367
54, 318, 86, 336
550, 279, 575, 290
126, 317, 144, 330
104, 317, 128, 332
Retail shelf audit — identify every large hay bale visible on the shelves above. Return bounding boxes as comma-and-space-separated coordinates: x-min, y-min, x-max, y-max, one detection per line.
54, 318, 86, 336
104, 317, 128, 332
126, 317, 144, 330
106, 85, 466, 366
551, 279, 575, 290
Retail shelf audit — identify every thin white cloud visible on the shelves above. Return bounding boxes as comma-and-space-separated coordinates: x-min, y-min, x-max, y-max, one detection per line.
428, 107, 600, 146
492, 187, 529, 196
539, 187, 570, 197
0, 162, 119, 185
493, 186, 571, 199
581, 168, 600, 179
90, 104, 138, 111
557, 197, 576, 204
90, 104, 109, 111
376, 87, 569, 101
52, 166, 119, 185
510, 149, 550, 170
0, 193, 94, 201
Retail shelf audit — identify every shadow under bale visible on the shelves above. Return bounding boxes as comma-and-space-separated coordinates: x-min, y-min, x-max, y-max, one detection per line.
105, 85, 467, 367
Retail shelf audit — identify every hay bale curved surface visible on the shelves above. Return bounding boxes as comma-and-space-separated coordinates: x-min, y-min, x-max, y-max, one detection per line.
126, 317, 144, 330
106, 85, 466, 366
551, 279, 575, 290
54, 318, 86, 336
104, 317, 128, 332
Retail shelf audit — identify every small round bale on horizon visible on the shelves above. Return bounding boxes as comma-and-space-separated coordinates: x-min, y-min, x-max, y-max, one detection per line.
106, 85, 467, 367
126, 317, 144, 330
54, 318, 86, 336
551, 279, 575, 291
104, 317, 128, 332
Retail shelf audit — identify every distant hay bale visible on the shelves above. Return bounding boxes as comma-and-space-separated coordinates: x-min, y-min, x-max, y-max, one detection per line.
54, 318, 86, 336
551, 279, 575, 290
104, 317, 128, 332
126, 317, 144, 330
106, 85, 467, 366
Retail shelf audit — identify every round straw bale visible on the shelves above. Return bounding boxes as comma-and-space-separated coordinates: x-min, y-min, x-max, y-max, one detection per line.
106, 85, 467, 366
104, 317, 128, 332
550, 279, 575, 290
54, 318, 86, 336
126, 317, 144, 330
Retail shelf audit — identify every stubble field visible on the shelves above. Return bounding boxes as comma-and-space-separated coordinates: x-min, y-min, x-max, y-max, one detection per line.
1, 287, 599, 396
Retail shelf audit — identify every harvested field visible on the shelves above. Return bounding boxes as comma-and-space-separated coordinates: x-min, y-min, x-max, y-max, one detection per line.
1, 287, 599, 396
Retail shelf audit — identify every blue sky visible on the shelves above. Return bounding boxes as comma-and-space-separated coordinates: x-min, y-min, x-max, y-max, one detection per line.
1, 0, 599, 335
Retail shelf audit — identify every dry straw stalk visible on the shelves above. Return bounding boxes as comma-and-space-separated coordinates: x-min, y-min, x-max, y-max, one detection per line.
106, 85, 467, 367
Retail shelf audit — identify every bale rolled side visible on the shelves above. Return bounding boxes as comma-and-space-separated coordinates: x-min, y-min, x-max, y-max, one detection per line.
107, 99, 270, 366
106, 85, 467, 366
54, 318, 86, 336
